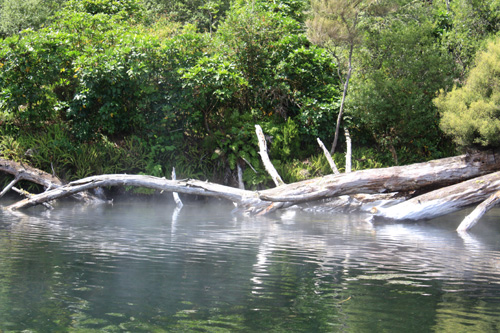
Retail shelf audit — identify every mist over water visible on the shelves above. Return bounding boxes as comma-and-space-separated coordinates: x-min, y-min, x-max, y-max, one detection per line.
1, 198, 500, 331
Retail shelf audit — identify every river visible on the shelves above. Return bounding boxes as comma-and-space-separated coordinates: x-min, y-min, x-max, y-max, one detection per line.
0, 197, 500, 332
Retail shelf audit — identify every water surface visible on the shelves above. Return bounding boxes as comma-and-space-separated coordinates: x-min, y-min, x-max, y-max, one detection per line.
0, 198, 500, 332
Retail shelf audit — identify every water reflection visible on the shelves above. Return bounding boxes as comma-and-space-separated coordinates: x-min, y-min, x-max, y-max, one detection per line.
0, 199, 500, 331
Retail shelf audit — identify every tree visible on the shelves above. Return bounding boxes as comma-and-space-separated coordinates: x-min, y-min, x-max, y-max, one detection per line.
0, 0, 66, 36
348, 1, 457, 164
141, 0, 231, 32
306, 0, 385, 154
442, 0, 500, 81
435, 37, 500, 148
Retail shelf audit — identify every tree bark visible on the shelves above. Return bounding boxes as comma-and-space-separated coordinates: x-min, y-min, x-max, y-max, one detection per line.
371, 171, 500, 221
4, 150, 500, 218
5, 175, 260, 211
0, 157, 99, 202
456, 190, 500, 232
258, 150, 500, 203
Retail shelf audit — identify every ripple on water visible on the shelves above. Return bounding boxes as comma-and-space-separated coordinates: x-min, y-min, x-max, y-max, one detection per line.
2, 202, 500, 331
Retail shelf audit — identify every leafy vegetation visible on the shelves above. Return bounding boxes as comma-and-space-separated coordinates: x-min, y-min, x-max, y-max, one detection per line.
435, 36, 500, 148
0, 0, 498, 188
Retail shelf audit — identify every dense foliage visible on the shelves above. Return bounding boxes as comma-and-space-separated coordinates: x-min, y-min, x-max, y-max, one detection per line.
1, 0, 499, 188
435, 37, 500, 148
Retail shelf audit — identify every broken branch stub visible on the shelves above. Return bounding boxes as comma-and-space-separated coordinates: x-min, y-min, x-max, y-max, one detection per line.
255, 124, 285, 187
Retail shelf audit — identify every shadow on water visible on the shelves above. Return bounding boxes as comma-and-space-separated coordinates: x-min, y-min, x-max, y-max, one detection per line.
0, 198, 500, 331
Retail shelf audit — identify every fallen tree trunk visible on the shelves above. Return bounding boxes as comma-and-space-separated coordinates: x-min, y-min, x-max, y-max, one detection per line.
456, 190, 500, 232
4, 150, 500, 217
258, 150, 500, 204
0, 158, 64, 189
0, 158, 100, 203
371, 171, 500, 221
6, 174, 260, 211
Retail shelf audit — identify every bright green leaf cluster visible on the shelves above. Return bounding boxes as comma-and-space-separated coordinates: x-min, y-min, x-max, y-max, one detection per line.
436, 37, 500, 148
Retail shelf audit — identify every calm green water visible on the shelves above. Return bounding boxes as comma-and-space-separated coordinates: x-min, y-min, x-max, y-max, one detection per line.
0, 198, 500, 332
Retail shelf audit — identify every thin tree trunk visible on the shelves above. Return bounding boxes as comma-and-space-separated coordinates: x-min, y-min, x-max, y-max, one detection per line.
330, 42, 353, 154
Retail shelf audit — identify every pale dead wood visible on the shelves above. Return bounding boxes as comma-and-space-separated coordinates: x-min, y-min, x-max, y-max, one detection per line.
12, 187, 54, 210
237, 163, 245, 190
171, 167, 183, 208
0, 157, 100, 202
4, 151, 500, 219
456, 190, 500, 232
371, 172, 500, 221
258, 150, 500, 203
0, 158, 64, 188
6, 174, 260, 211
345, 128, 352, 173
0, 176, 20, 198
255, 125, 285, 187
317, 138, 340, 175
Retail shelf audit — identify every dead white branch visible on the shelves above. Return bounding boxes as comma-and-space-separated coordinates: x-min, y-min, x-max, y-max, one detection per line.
457, 190, 500, 232
317, 138, 340, 175
255, 124, 285, 187
0, 176, 20, 198
345, 128, 352, 173
171, 167, 183, 208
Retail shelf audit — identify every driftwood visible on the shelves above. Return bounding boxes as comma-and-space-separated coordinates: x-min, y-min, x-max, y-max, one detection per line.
0, 158, 100, 203
258, 150, 500, 203
345, 128, 352, 173
5, 175, 258, 211
2, 150, 500, 218
0, 158, 64, 189
371, 171, 500, 221
3, 128, 500, 230
457, 190, 500, 232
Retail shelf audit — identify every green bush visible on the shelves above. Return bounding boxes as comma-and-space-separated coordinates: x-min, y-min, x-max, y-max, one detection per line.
435, 37, 500, 148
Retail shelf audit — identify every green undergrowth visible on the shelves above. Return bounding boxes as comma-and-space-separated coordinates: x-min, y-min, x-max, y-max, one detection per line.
0, 122, 395, 193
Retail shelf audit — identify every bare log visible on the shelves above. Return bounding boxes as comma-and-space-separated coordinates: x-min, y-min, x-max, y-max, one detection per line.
6, 174, 260, 211
12, 187, 54, 210
371, 171, 500, 221
4, 150, 500, 217
0, 157, 100, 202
0, 158, 64, 188
317, 138, 340, 175
456, 190, 500, 232
258, 150, 500, 203
255, 125, 285, 187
